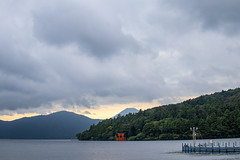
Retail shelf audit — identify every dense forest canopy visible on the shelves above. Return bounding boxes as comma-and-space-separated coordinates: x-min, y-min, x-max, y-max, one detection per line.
76, 88, 240, 140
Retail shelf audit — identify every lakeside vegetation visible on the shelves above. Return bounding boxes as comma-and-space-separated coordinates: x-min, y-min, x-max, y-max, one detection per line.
76, 88, 240, 140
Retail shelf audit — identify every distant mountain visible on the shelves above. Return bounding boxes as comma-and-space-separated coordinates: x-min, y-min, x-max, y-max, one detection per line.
113, 108, 139, 118
0, 111, 101, 139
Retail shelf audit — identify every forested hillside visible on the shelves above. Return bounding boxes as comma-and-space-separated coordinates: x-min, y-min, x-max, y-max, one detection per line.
77, 88, 240, 140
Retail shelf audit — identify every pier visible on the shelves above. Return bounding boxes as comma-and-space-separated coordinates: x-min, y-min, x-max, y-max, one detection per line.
182, 142, 240, 153
182, 127, 240, 153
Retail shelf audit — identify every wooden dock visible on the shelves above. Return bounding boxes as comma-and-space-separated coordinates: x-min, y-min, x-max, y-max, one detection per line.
182, 143, 240, 153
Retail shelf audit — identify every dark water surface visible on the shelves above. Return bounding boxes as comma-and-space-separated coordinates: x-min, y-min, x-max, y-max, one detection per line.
0, 139, 240, 160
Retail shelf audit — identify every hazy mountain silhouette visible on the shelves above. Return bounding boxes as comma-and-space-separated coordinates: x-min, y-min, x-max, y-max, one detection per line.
0, 111, 101, 139
113, 108, 139, 118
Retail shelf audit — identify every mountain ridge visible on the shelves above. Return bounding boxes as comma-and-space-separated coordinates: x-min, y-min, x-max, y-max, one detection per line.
0, 111, 101, 139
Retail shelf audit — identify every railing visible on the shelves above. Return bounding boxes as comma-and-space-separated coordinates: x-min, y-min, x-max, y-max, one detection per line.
182, 142, 240, 152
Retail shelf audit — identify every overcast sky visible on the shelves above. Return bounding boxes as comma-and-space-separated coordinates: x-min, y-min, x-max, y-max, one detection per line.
1, 0, 240, 119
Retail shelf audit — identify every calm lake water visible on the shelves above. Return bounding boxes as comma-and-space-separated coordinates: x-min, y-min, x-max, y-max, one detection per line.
0, 138, 240, 160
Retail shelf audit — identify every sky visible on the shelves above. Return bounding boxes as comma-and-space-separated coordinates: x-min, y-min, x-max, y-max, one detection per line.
0, 0, 240, 121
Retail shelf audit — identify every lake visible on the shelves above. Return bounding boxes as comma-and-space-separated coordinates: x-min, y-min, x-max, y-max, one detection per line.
0, 138, 240, 160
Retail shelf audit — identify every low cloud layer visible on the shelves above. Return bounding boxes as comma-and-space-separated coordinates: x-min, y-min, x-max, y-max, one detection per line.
0, 0, 240, 113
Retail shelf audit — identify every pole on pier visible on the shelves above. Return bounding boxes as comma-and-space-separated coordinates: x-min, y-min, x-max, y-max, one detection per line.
190, 127, 198, 146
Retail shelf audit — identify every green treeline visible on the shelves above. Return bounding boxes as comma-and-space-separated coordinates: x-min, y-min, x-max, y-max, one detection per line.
76, 88, 240, 140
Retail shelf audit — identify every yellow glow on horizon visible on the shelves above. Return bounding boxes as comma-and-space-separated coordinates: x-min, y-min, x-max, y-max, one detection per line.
0, 96, 195, 121
0, 113, 40, 121
77, 96, 196, 119
78, 101, 160, 119
0, 101, 159, 121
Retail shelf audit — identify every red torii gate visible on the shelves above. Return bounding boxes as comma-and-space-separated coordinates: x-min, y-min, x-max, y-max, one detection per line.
116, 133, 126, 141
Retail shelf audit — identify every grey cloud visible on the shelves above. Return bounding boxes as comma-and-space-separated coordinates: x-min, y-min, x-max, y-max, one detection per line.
33, 1, 139, 58
0, 0, 240, 114
0, 48, 46, 83
59, 96, 97, 109
165, 0, 240, 35
83, 111, 91, 115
